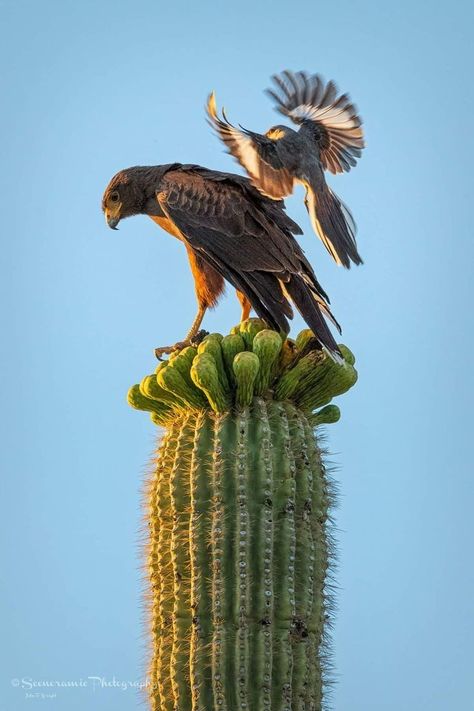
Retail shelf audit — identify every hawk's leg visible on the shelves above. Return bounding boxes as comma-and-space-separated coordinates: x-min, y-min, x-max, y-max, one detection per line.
236, 290, 252, 321
154, 246, 225, 360
154, 306, 207, 360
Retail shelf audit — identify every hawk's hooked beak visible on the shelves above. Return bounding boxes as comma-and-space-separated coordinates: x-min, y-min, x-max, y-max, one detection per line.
105, 203, 122, 230
106, 214, 120, 230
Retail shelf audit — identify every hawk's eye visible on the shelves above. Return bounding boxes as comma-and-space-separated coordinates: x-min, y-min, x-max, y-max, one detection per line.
110, 191, 120, 203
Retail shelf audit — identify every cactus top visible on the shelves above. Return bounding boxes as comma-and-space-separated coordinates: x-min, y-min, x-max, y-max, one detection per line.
128, 319, 357, 427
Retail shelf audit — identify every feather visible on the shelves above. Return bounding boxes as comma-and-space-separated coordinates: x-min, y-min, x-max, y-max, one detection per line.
206, 92, 294, 199
267, 71, 365, 174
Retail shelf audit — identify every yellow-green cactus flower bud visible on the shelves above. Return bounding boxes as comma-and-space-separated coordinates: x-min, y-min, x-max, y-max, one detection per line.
274, 351, 323, 401
206, 332, 223, 343
190, 353, 230, 413
309, 404, 341, 426
157, 360, 207, 409
295, 328, 315, 353
169, 346, 198, 389
338, 344, 356, 365
155, 360, 168, 376
297, 362, 358, 411
252, 330, 282, 394
221, 334, 246, 385
233, 351, 260, 407
128, 384, 166, 416
198, 336, 229, 391
239, 318, 267, 349
278, 338, 297, 370
139, 374, 186, 411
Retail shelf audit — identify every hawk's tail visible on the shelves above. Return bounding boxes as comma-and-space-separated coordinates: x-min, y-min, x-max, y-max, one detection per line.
231, 268, 342, 362
284, 275, 343, 363
305, 182, 363, 268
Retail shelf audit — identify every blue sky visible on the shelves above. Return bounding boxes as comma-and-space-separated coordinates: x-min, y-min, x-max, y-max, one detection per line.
1, 1, 473, 709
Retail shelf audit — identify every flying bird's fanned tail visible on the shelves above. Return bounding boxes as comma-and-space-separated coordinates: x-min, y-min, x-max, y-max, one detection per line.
304, 183, 363, 268
266, 70, 365, 174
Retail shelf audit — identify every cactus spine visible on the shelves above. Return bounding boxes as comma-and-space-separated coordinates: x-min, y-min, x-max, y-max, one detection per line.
129, 320, 357, 710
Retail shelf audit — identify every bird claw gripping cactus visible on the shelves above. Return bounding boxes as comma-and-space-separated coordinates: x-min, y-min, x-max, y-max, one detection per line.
128, 319, 357, 710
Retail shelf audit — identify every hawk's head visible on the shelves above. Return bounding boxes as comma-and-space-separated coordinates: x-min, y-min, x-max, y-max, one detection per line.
102, 169, 143, 230
102, 165, 177, 229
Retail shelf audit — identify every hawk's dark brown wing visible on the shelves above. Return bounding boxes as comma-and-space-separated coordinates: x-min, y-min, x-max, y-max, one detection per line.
156, 167, 341, 358
266, 71, 365, 174
207, 93, 294, 200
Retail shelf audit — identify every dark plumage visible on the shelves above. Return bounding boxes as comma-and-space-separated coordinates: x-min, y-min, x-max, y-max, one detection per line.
102, 163, 342, 359
207, 70, 365, 268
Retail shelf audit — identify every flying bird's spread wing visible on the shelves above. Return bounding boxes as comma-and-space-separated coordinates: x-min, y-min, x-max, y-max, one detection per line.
206, 93, 294, 199
266, 70, 365, 174
156, 167, 341, 358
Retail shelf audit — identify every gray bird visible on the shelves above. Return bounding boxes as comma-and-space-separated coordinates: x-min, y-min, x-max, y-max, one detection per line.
207, 70, 365, 268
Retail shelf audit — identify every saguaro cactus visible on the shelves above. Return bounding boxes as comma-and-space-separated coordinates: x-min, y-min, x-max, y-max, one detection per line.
128, 319, 357, 711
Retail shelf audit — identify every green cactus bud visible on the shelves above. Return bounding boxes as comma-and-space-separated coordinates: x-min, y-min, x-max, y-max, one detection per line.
168, 346, 198, 389
278, 337, 297, 371
309, 404, 341, 426
252, 329, 282, 394
190, 353, 230, 413
157, 360, 207, 409
206, 331, 223, 343
127, 384, 173, 423
297, 362, 358, 412
339, 343, 356, 365
220, 333, 246, 385
128, 384, 153, 412
139, 374, 163, 401
139, 374, 186, 412
198, 336, 229, 392
292, 353, 334, 398
233, 351, 260, 407
239, 317, 267, 348
155, 360, 168, 375
295, 328, 315, 352
289, 349, 352, 404
274, 351, 324, 401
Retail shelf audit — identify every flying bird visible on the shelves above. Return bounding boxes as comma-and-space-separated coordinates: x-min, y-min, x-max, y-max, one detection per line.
207, 70, 365, 268
102, 163, 342, 360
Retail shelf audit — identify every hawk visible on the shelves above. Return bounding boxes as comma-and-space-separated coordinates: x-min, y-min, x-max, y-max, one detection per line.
207, 70, 365, 268
102, 164, 342, 360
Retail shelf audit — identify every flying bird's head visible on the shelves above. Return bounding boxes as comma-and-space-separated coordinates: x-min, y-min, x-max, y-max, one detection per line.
265, 125, 289, 141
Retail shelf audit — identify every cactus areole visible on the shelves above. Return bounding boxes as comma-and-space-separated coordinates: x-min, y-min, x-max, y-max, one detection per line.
128, 319, 357, 711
